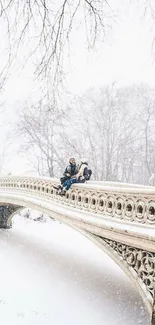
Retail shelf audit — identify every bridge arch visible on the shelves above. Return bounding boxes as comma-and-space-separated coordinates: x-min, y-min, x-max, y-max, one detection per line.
71, 226, 152, 315
1, 196, 151, 323
0, 176, 154, 324
4, 199, 151, 320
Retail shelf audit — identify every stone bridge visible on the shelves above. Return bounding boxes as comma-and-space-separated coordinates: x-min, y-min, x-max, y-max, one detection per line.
0, 176, 155, 324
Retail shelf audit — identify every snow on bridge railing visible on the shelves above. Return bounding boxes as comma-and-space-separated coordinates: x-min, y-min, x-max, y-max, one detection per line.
88, 180, 152, 188
1, 175, 155, 324
0, 176, 155, 225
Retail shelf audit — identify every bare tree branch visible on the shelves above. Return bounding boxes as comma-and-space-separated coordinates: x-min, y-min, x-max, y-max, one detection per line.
0, 0, 115, 86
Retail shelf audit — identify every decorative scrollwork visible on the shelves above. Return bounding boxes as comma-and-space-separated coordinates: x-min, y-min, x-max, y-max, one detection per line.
100, 237, 155, 300
0, 176, 155, 225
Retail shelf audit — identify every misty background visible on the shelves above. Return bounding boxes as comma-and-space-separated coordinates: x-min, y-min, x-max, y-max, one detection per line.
0, 0, 155, 185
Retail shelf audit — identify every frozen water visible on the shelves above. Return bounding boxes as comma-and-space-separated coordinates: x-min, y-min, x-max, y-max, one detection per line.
0, 214, 150, 325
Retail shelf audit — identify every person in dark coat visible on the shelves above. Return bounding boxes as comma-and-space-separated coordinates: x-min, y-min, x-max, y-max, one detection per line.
61, 157, 78, 183
53, 157, 78, 194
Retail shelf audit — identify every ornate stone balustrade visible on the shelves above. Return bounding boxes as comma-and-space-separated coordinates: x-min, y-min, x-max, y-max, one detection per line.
0, 176, 154, 324
0, 176, 155, 225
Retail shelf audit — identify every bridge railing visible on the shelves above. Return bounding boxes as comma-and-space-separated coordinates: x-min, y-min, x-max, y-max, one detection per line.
0, 176, 155, 226
0, 176, 155, 323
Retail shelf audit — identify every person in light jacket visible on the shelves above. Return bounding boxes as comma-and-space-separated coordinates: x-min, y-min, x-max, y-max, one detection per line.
76, 158, 92, 183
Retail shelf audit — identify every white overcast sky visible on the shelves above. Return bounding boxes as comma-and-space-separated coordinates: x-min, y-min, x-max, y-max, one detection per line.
3, 2, 155, 102
1, 1, 155, 175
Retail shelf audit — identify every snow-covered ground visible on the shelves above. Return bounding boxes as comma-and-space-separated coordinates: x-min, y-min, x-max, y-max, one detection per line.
0, 213, 150, 325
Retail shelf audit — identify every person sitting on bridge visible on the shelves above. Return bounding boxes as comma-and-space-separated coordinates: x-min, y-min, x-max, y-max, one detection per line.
76, 158, 92, 183
53, 157, 78, 194
58, 158, 92, 195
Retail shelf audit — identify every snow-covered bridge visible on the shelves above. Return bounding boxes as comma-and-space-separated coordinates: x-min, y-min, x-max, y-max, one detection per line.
0, 176, 154, 324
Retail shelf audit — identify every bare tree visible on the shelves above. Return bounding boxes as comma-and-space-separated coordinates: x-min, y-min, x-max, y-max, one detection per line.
65, 84, 155, 184
132, 0, 155, 59
0, 0, 115, 87
18, 101, 68, 177
56, 85, 136, 181
17, 83, 155, 184
75, 86, 136, 181
0, 137, 12, 173
135, 84, 155, 183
